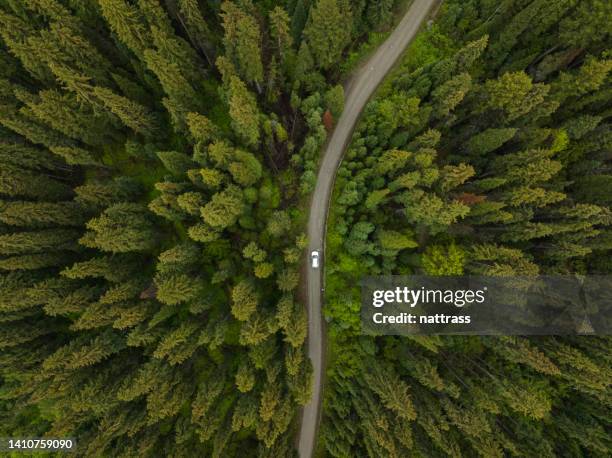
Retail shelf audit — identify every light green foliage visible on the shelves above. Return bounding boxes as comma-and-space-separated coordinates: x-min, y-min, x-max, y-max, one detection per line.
0, 0, 337, 451
431, 72, 472, 118
80, 203, 157, 253
155, 272, 201, 305
439, 163, 475, 192
482, 71, 549, 122
229, 150, 262, 186
324, 84, 344, 118
98, 0, 151, 57
187, 112, 219, 144
377, 230, 418, 252
228, 76, 261, 146
254, 262, 274, 279
235, 361, 255, 392
269, 6, 293, 61
276, 268, 299, 292
91, 86, 158, 136
402, 190, 470, 234
231, 279, 258, 321
364, 189, 390, 210
49, 146, 101, 166
221, 1, 264, 86
243, 242, 267, 262
322, 4, 612, 455
176, 191, 205, 216
267, 210, 291, 237
0, 201, 85, 227
467, 128, 517, 156
200, 185, 244, 229
421, 243, 466, 275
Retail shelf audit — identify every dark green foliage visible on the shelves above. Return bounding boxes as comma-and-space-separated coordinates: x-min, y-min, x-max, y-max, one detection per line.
1, 0, 608, 455
0, 0, 380, 452
303, 0, 352, 70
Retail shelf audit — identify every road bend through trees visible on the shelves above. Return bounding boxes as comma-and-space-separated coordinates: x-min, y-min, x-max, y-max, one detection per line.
298, 0, 439, 456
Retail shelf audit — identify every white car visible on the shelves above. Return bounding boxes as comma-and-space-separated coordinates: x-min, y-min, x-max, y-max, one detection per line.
311, 250, 320, 269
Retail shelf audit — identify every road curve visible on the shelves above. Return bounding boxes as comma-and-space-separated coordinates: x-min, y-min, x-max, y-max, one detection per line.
298, 0, 438, 456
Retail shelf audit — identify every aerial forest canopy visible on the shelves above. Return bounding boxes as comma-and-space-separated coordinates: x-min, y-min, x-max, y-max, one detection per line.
322, 0, 612, 457
0, 0, 404, 455
0, 0, 611, 457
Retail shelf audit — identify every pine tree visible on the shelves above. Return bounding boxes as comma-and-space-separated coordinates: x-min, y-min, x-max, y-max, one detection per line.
559, 0, 612, 48
481, 71, 549, 122
0, 142, 64, 172
200, 184, 245, 229
0, 229, 80, 255
269, 7, 293, 62
243, 242, 267, 262
254, 262, 274, 279
187, 112, 219, 144
228, 150, 262, 186
49, 146, 102, 166
466, 128, 517, 156
0, 201, 86, 227
438, 163, 475, 192
157, 150, 195, 175
266, 210, 291, 237
303, 0, 352, 70
177, 0, 215, 66
422, 243, 465, 275
61, 255, 136, 283
227, 76, 261, 146
0, 252, 70, 271
430, 72, 472, 119
220, 1, 264, 89
155, 272, 201, 305
92, 86, 158, 136
43, 329, 126, 371
0, 10, 54, 82
80, 203, 158, 253
377, 230, 418, 252
235, 360, 255, 392
17, 89, 116, 146
98, 0, 151, 58
231, 279, 258, 321
282, 304, 307, 347
0, 167, 73, 201
74, 178, 141, 208
276, 268, 299, 292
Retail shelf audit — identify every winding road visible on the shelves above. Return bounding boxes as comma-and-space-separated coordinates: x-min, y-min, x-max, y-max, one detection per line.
297, 0, 438, 456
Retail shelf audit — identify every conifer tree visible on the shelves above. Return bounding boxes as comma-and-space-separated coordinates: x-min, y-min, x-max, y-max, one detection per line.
92, 86, 158, 137
231, 279, 258, 321
177, 0, 215, 66
227, 76, 261, 146
80, 203, 158, 253
0, 201, 86, 228
0, 168, 73, 201
98, 0, 151, 58
200, 184, 245, 229
220, 2, 264, 89
303, 0, 352, 70
269, 7, 293, 62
